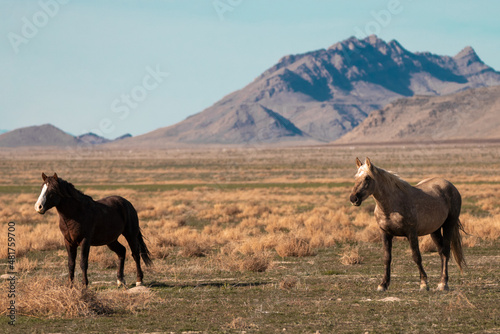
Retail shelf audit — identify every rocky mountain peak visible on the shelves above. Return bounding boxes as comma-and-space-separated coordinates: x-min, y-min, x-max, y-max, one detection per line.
328, 36, 360, 51
454, 46, 482, 63
121, 35, 500, 146
12, 36, 497, 148
364, 34, 387, 49
387, 39, 407, 55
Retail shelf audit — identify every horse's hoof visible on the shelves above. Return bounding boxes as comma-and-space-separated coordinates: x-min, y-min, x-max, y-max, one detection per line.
437, 283, 449, 291
377, 285, 387, 292
117, 279, 127, 288
419, 283, 429, 291
136, 282, 142, 287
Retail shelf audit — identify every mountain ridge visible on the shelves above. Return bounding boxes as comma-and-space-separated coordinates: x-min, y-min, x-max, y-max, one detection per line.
3, 35, 500, 148
120, 35, 500, 146
0, 124, 131, 148
335, 85, 500, 144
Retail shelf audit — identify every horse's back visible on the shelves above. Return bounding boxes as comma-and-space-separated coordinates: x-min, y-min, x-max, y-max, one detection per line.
97, 196, 138, 221
98, 195, 133, 209
415, 177, 461, 204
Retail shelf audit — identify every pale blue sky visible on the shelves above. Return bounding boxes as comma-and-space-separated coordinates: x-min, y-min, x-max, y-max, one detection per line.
1, 0, 499, 138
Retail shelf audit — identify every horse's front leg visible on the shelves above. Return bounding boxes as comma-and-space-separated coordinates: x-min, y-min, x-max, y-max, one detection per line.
80, 238, 91, 287
65, 240, 77, 287
378, 233, 393, 291
408, 233, 428, 291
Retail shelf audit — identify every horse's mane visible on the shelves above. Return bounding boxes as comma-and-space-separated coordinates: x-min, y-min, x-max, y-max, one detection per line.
370, 165, 412, 193
48, 177, 93, 202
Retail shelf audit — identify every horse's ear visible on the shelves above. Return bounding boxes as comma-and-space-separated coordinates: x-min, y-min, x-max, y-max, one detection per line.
53, 173, 58, 180
365, 157, 372, 170
356, 157, 362, 168
42, 173, 47, 181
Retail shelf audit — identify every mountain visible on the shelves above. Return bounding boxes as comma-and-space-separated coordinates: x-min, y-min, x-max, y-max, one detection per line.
0, 124, 132, 147
122, 35, 500, 146
128, 104, 309, 146
0, 124, 79, 147
76, 133, 111, 145
336, 86, 500, 144
115, 133, 132, 141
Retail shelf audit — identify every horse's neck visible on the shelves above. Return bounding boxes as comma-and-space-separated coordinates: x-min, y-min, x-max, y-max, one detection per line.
56, 196, 90, 221
372, 171, 407, 212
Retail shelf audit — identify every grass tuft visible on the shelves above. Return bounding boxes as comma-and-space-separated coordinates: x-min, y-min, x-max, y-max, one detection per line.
227, 317, 259, 330
275, 236, 316, 257
238, 253, 271, 272
339, 246, 363, 265
0, 275, 155, 318
279, 276, 298, 290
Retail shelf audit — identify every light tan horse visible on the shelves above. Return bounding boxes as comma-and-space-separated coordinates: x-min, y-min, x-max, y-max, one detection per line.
349, 158, 465, 291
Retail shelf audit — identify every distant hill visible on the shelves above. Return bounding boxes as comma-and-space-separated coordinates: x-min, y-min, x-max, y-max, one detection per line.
76, 133, 111, 145
127, 104, 311, 146
120, 35, 500, 147
115, 133, 132, 141
336, 85, 500, 144
0, 124, 79, 147
0, 124, 131, 147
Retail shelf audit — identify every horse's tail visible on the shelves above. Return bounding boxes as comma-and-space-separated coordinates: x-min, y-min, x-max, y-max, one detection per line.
137, 228, 153, 266
123, 198, 153, 266
451, 218, 466, 272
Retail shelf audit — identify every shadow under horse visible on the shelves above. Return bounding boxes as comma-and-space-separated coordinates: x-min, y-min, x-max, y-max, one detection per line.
35, 173, 152, 287
349, 158, 465, 291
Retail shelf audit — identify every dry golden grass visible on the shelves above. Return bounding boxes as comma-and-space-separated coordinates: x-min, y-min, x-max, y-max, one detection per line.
0, 275, 156, 318
16, 257, 38, 273
462, 213, 500, 241
279, 276, 299, 290
0, 145, 499, 330
178, 240, 209, 258
339, 246, 364, 265
2, 180, 499, 266
0, 220, 63, 259
88, 246, 118, 269
419, 235, 438, 253
275, 235, 316, 257
226, 316, 259, 330
238, 252, 271, 272
0, 144, 497, 333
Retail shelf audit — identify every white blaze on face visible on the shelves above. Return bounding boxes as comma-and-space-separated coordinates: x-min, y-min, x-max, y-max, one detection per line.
355, 164, 370, 178
35, 184, 48, 213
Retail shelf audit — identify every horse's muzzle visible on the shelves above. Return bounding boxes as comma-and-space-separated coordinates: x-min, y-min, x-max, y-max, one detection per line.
35, 204, 46, 214
350, 194, 362, 206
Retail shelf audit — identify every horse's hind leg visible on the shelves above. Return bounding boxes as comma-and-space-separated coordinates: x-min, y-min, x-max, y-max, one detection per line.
408, 233, 428, 291
433, 224, 452, 291
124, 235, 144, 286
107, 240, 127, 287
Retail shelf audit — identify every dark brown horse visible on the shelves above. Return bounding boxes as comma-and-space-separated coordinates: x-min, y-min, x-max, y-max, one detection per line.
35, 173, 152, 287
349, 158, 465, 291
